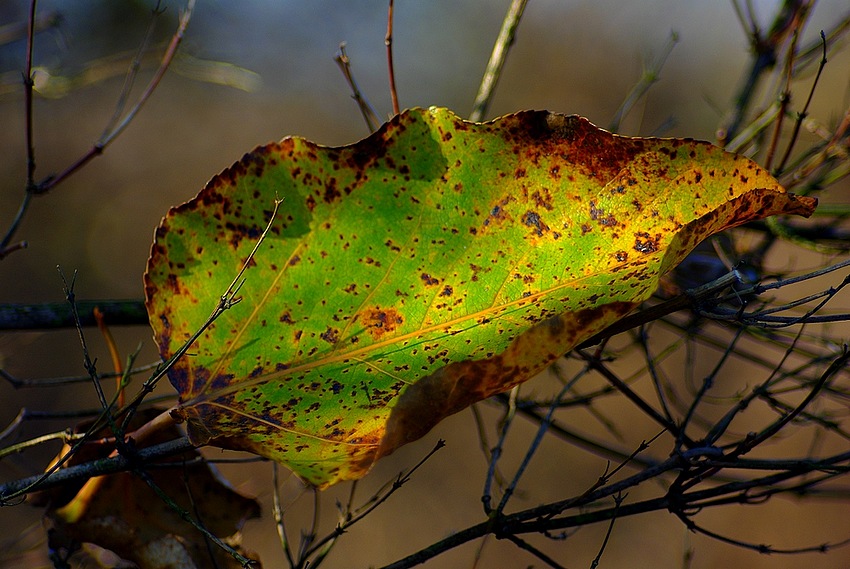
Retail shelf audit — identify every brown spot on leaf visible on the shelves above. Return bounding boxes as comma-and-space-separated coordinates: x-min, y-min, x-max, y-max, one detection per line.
522, 210, 549, 236
420, 273, 440, 286
359, 307, 404, 340
633, 231, 660, 254
320, 327, 340, 344
589, 200, 618, 227
531, 188, 554, 210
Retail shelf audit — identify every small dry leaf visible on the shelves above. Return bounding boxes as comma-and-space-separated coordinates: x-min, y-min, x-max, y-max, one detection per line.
40, 409, 261, 569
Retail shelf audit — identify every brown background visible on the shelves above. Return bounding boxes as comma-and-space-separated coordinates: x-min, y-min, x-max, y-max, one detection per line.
0, 1, 849, 567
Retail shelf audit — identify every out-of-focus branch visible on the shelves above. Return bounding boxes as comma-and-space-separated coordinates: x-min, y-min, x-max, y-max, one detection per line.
0, 0, 195, 260
469, 0, 528, 122
0, 299, 147, 330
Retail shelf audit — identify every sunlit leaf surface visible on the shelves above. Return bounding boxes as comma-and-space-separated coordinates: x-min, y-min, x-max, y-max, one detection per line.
145, 107, 816, 487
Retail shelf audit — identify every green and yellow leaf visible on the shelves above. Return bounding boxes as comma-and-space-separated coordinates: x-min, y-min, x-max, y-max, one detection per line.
145, 107, 816, 488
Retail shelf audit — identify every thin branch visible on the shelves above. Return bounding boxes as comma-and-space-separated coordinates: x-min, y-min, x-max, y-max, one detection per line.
764, 9, 806, 171
101, 1, 165, 138
0, 361, 159, 389
302, 439, 445, 562
609, 31, 678, 132
1, 0, 195, 260
24, 0, 37, 190
120, 197, 283, 428
381, 409, 850, 569
496, 371, 586, 514
495, 394, 662, 472
272, 464, 296, 568
639, 326, 676, 424
728, 347, 850, 459
335, 43, 381, 132
93, 306, 126, 407
0, 430, 74, 460
677, 327, 745, 448
296, 487, 320, 566
718, 1, 809, 144
590, 493, 625, 568
379, 452, 691, 569
504, 535, 566, 569
0, 0, 38, 258
59, 269, 111, 415
385, 0, 400, 115
703, 326, 807, 447
33, 0, 196, 196
577, 349, 694, 447
469, 0, 528, 122
776, 30, 828, 173
482, 385, 518, 515
0, 437, 194, 501
577, 270, 746, 349
675, 509, 850, 555
0, 299, 148, 330
136, 467, 257, 567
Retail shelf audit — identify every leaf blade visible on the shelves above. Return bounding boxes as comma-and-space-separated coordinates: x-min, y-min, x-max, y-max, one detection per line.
145, 107, 816, 487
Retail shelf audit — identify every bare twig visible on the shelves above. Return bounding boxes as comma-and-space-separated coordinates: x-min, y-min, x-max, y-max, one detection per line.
469, 0, 528, 122
0, 299, 148, 330
0, 361, 159, 389
609, 31, 678, 133
590, 493, 625, 568
776, 30, 828, 173
101, 1, 166, 138
0, 437, 194, 500
496, 371, 587, 514
121, 197, 283, 430
1, 0, 196, 259
272, 463, 297, 568
718, 1, 810, 144
764, 6, 809, 171
577, 349, 694, 447
136, 467, 257, 567
335, 43, 381, 132
0, 0, 38, 259
59, 269, 111, 414
301, 439, 445, 563
504, 535, 566, 569
482, 385, 518, 515
385, 0, 400, 115
728, 347, 850, 459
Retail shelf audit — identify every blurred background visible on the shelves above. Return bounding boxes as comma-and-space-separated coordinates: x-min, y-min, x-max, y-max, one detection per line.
0, 1, 848, 567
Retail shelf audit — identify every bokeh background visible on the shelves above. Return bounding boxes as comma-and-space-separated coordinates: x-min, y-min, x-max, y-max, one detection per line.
0, 1, 848, 567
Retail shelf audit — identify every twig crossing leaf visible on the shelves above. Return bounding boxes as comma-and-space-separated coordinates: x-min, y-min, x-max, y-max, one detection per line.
145, 107, 816, 488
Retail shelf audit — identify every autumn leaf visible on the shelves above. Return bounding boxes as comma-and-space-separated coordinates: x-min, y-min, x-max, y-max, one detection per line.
144, 107, 816, 488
